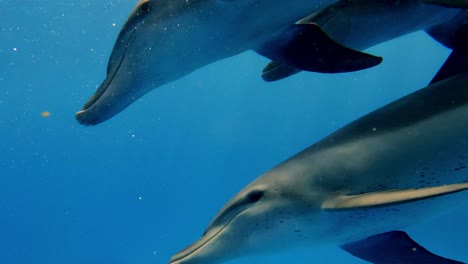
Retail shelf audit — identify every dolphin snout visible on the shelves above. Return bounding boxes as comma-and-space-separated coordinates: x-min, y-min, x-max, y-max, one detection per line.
75, 88, 141, 126
75, 67, 147, 126
75, 104, 116, 126
75, 110, 96, 126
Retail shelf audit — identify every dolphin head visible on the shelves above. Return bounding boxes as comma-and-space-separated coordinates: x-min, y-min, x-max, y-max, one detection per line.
76, 0, 156, 125
169, 176, 324, 264
75, 0, 242, 125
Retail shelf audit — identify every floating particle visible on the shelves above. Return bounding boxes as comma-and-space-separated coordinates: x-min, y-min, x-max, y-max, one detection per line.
41, 111, 51, 117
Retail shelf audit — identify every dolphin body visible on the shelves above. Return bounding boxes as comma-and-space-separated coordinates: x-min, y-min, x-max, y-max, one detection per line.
425, 0, 468, 8
262, 0, 465, 82
170, 72, 468, 263
77, 0, 391, 126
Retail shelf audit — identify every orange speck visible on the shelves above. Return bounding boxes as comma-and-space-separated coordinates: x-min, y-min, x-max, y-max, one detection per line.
41, 111, 51, 117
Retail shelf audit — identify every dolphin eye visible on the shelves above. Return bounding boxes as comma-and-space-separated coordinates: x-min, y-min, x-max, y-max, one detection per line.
246, 190, 264, 203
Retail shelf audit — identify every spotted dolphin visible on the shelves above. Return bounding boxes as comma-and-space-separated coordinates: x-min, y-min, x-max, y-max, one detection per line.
262, 0, 464, 82
76, 0, 386, 126
169, 71, 468, 263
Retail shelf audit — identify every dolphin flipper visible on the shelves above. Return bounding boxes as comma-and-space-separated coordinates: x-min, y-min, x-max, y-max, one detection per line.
341, 231, 464, 264
256, 23, 382, 75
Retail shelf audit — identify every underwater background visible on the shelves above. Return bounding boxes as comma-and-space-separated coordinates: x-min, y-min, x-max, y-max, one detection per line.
1, 1, 468, 263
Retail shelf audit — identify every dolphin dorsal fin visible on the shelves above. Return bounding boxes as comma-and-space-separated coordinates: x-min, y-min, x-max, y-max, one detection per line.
322, 183, 468, 210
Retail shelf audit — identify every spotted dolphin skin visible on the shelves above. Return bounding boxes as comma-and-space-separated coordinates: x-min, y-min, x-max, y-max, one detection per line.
170, 72, 468, 264
262, 0, 464, 82
75, 0, 388, 126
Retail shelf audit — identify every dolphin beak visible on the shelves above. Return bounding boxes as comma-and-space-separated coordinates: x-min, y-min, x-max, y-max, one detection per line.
76, 77, 118, 126
170, 206, 249, 264
169, 239, 205, 264
76, 26, 142, 126
169, 227, 222, 264
75, 65, 143, 126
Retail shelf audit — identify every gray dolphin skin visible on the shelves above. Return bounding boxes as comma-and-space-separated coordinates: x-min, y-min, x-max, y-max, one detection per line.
425, 0, 468, 8
76, 0, 357, 126
262, 0, 464, 82
170, 72, 468, 264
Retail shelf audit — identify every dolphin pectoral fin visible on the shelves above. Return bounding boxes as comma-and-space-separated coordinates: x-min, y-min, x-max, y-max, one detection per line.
321, 183, 468, 210
341, 231, 464, 264
256, 23, 382, 74
261, 61, 301, 82
423, 0, 468, 8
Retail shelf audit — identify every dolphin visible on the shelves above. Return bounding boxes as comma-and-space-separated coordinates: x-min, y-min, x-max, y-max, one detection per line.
262, 0, 465, 82
425, 0, 468, 8
76, 0, 388, 126
169, 71, 468, 263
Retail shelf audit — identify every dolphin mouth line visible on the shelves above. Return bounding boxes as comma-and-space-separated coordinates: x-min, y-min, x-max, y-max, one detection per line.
79, 29, 137, 112
170, 209, 246, 263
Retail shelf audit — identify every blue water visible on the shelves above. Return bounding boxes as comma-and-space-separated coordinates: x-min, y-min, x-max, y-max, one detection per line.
1, 1, 467, 264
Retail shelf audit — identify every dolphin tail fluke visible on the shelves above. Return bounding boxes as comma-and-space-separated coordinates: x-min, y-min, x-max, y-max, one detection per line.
256, 23, 382, 76
430, 47, 468, 85
430, 24, 468, 85
341, 231, 464, 264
